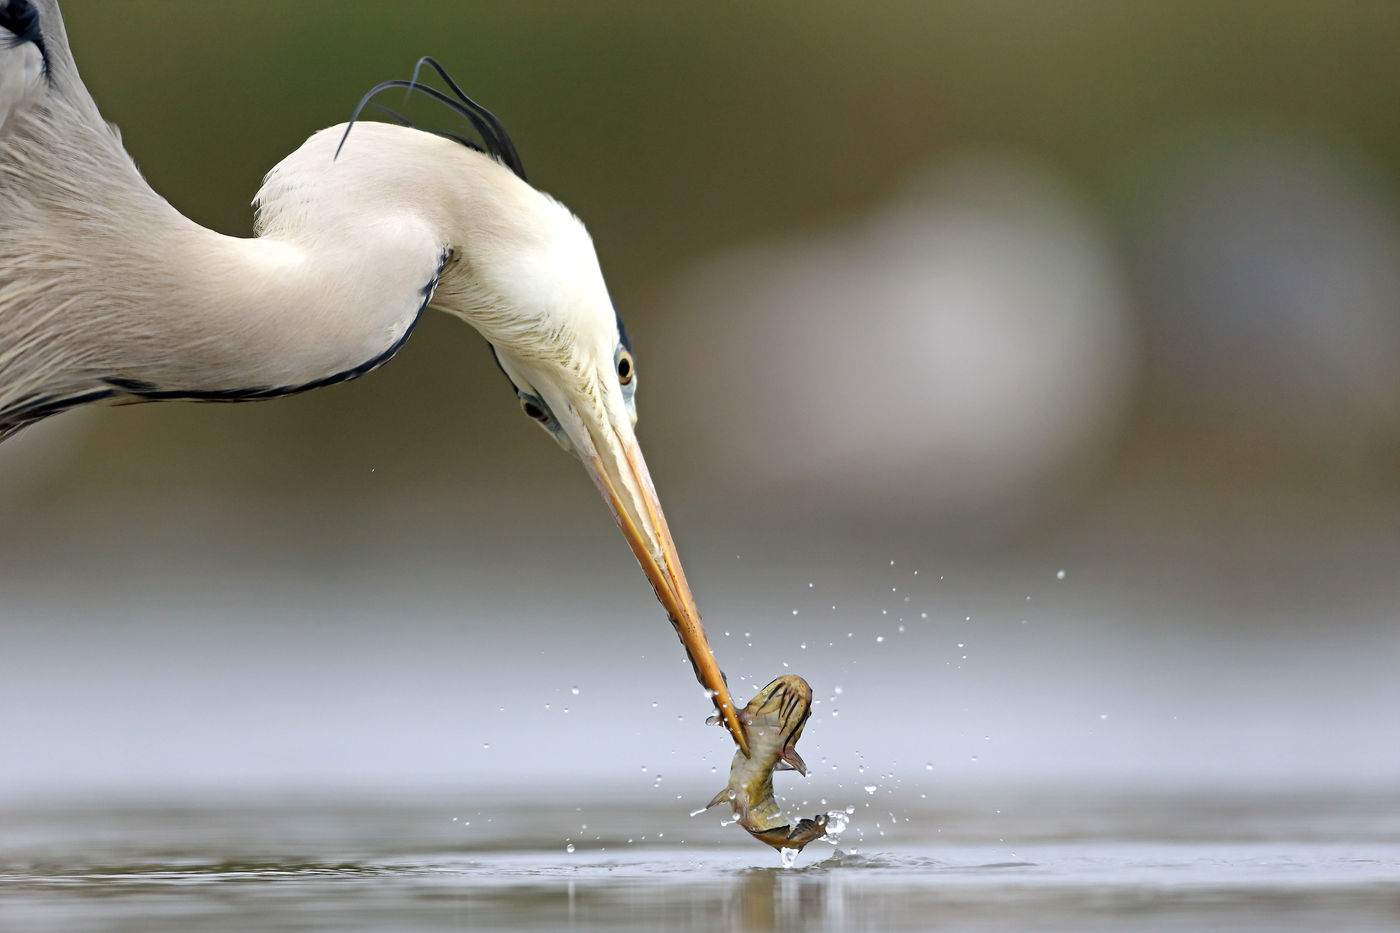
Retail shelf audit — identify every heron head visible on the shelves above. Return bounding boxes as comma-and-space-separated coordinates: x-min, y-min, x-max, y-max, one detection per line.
422, 141, 747, 754
322, 62, 747, 752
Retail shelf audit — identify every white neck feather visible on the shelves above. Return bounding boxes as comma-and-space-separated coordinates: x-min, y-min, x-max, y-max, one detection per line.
2, 106, 448, 405
0, 24, 604, 437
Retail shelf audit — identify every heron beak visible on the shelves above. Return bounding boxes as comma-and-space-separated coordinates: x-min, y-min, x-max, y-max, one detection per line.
580, 433, 750, 757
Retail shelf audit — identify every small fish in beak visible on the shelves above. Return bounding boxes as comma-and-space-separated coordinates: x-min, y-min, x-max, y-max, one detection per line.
704, 675, 831, 852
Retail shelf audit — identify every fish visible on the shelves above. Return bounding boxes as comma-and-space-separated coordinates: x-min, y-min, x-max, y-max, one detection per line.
704, 674, 830, 851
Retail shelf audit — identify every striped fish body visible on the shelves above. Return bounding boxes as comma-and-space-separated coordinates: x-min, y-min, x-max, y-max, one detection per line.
706, 675, 829, 851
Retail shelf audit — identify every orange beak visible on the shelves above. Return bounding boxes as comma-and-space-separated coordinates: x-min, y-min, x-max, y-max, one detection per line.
582, 437, 749, 757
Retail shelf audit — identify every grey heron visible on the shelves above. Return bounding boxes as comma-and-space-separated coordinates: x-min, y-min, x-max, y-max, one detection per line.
0, 0, 749, 754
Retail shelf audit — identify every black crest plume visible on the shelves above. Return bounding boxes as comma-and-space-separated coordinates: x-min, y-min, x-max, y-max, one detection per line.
335, 57, 526, 182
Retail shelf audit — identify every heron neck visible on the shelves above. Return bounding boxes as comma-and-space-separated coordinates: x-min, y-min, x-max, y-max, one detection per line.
132, 214, 445, 397
0, 41, 450, 429
4, 158, 445, 403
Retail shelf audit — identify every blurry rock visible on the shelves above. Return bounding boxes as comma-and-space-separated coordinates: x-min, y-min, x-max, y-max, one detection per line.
1128, 128, 1400, 473
658, 153, 1134, 537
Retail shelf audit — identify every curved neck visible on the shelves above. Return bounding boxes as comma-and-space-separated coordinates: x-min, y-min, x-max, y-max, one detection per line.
0, 106, 447, 417
122, 215, 446, 397
2, 95, 547, 431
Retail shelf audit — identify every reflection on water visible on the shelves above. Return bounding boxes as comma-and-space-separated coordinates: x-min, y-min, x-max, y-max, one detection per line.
2, 788, 1398, 932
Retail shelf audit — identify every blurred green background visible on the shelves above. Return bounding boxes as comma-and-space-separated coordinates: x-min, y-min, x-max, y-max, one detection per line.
2, 1, 1398, 793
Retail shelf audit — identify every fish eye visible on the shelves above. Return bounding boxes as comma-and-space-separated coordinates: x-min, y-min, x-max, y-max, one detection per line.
521, 398, 550, 422
616, 348, 634, 386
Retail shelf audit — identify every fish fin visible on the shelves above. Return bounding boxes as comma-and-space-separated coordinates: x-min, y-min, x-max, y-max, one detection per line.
705, 788, 733, 810
780, 747, 808, 776
748, 825, 794, 850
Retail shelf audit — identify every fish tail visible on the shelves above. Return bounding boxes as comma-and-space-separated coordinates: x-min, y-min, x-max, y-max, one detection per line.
705, 787, 733, 810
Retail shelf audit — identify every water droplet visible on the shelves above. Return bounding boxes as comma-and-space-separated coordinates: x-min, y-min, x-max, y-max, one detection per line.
924, 762, 933, 770
481, 743, 490, 750
565, 844, 575, 854
834, 686, 843, 695
864, 785, 877, 795
1099, 713, 1109, 721
571, 686, 580, 695
1056, 569, 1066, 580
791, 609, 799, 616
876, 635, 884, 643
817, 812, 851, 840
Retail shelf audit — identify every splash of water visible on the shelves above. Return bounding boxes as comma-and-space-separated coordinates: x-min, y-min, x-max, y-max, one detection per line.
822, 809, 851, 843
778, 846, 800, 868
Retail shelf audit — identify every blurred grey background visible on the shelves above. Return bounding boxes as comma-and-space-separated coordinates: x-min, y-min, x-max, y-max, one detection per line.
2, 0, 1398, 798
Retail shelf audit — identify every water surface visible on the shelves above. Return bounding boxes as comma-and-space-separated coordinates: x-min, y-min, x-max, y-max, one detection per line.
2, 787, 1396, 931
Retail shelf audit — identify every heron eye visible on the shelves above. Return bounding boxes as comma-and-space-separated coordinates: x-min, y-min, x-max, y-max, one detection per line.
616, 349, 634, 385
521, 399, 549, 422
